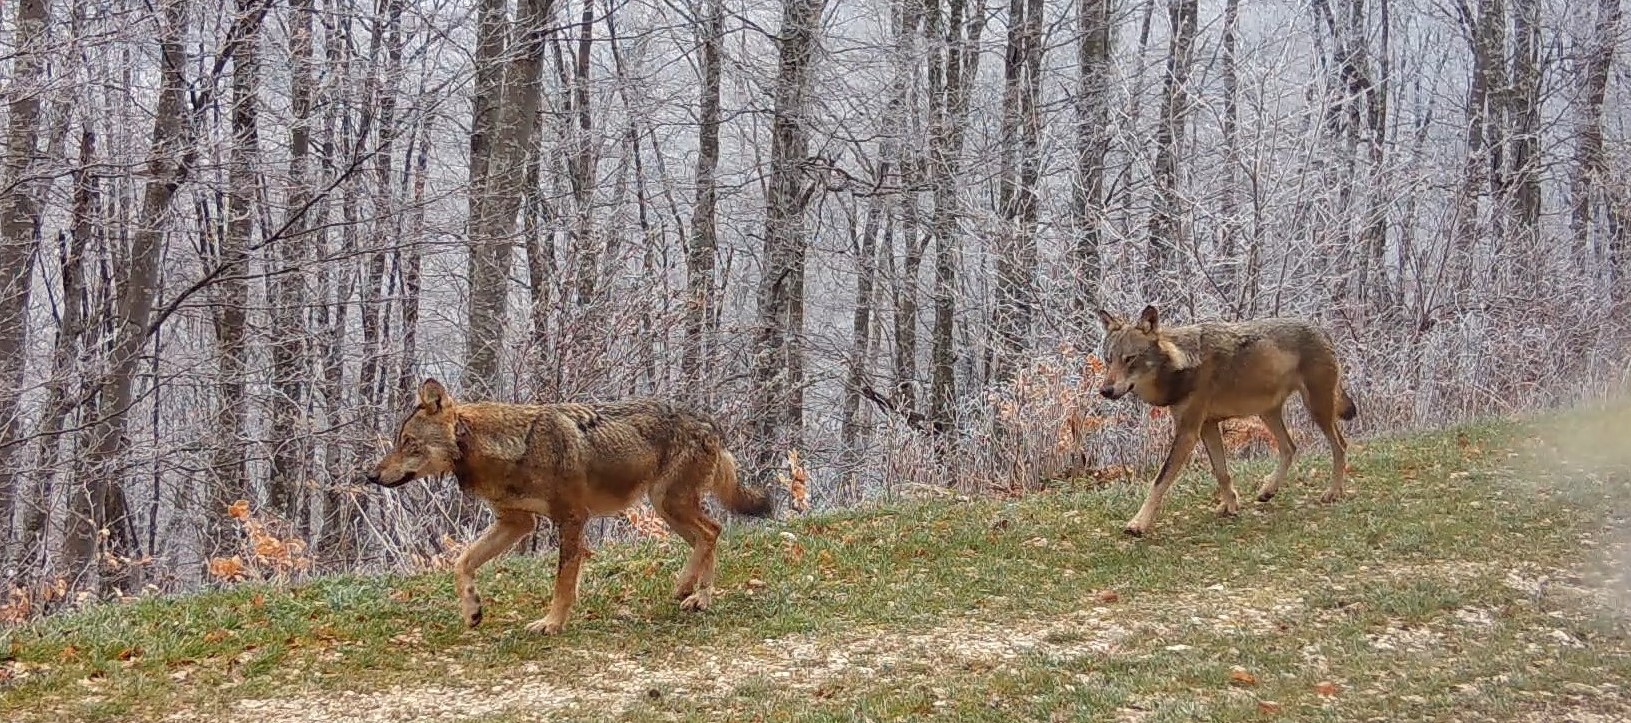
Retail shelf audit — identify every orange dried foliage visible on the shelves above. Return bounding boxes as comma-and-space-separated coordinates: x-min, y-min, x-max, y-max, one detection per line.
207, 500, 312, 584
777, 449, 811, 513
622, 504, 672, 540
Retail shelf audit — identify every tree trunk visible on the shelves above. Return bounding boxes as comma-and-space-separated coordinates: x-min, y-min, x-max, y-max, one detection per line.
1507, 0, 1541, 291
1568, 0, 1621, 271
463, 0, 513, 399
0, 0, 52, 548
750, 0, 827, 482
206, 0, 263, 556
1072, 0, 1111, 326
684, 0, 724, 402
68, 0, 194, 592
268, 0, 316, 531
926, 0, 985, 435
992, 0, 1044, 383
1144, 0, 1199, 302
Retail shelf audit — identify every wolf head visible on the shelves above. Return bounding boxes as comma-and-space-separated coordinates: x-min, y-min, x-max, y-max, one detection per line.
1095, 304, 1171, 401
366, 378, 461, 488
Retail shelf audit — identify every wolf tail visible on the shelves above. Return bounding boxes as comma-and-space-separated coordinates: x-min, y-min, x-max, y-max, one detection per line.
1337, 385, 1358, 421
712, 450, 775, 518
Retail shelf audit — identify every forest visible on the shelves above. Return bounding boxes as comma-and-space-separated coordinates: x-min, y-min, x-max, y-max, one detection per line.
0, 0, 1626, 615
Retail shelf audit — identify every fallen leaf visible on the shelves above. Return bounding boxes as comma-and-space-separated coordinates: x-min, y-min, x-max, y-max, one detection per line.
250, 593, 265, 608
1230, 668, 1258, 686
1257, 700, 1283, 714
59, 645, 80, 662
115, 648, 140, 662
204, 629, 230, 644
388, 589, 413, 603
1314, 681, 1340, 696
1097, 589, 1120, 604
746, 578, 766, 589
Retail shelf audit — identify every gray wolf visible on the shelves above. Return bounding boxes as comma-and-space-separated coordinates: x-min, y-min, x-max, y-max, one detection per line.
1095, 305, 1358, 536
365, 378, 774, 634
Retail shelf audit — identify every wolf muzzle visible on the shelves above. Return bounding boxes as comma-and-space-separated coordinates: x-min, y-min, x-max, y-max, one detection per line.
364, 470, 415, 488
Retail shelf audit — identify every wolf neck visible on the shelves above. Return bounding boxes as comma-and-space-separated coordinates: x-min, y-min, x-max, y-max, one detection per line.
1148, 337, 1197, 407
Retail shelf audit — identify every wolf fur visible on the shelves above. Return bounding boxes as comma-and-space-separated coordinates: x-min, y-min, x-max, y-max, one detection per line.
1096, 305, 1358, 537
366, 378, 774, 634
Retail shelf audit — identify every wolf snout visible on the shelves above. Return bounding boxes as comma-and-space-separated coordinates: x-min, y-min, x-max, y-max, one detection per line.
1099, 385, 1122, 400
362, 470, 382, 486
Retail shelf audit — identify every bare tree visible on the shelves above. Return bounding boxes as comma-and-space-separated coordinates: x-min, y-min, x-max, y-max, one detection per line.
684, 0, 726, 404
750, 0, 828, 479
68, 0, 195, 591
991, 0, 1045, 383
1144, 0, 1199, 302
0, 0, 52, 547
1071, 0, 1112, 325
1569, 0, 1623, 279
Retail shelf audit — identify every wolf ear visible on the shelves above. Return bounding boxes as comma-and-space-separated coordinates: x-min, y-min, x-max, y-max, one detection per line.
1136, 304, 1160, 333
1095, 309, 1122, 331
419, 378, 454, 414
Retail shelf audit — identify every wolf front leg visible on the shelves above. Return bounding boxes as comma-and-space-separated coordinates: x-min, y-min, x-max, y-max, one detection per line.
455, 509, 536, 628
527, 512, 587, 635
1125, 419, 1203, 537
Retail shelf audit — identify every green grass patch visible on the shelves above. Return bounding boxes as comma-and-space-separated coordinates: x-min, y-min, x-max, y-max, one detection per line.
4, 406, 1630, 721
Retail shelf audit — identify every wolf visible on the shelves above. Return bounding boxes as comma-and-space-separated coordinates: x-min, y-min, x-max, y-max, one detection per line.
365, 378, 775, 635
1095, 305, 1358, 537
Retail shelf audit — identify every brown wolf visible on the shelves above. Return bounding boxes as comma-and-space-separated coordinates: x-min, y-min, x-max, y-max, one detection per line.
365, 378, 774, 634
1095, 305, 1358, 537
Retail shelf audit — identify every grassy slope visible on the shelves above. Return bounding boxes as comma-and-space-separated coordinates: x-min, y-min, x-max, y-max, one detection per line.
3, 407, 1630, 722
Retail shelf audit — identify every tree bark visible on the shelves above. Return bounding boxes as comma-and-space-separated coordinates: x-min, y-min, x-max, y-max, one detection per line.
684, 0, 725, 401
268, 0, 316, 530
1072, 0, 1111, 326
1568, 0, 1621, 272
0, 0, 52, 547
68, 0, 194, 592
750, 0, 827, 482
1144, 0, 1199, 302
462, 0, 514, 399
205, 0, 264, 556
992, 0, 1044, 383
925, 0, 984, 435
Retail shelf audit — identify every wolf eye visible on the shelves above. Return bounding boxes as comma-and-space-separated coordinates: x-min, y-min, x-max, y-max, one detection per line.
1121, 355, 1137, 367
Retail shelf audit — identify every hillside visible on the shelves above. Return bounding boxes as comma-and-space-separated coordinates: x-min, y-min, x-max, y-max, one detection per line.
3, 408, 1630, 722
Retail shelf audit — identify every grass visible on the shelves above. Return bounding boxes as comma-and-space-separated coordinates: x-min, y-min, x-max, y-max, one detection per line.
3, 405, 1630, 722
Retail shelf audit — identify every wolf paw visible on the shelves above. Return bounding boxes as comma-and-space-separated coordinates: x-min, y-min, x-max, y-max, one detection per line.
1254, 488, 1277, 503
679, 591, 712, 612
1319, 489, 1344, 504
1122, 521, 1147, 537
525, 616, 566, 635
1215, 495, 1240, 517
461, 597, 484, 628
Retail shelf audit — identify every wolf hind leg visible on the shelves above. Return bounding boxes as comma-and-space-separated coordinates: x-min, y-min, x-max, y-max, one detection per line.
1200, 421, 1239, 516
1302, 374, 1350, 504
651, 457, 723, 611
1253, 407, 1297, 502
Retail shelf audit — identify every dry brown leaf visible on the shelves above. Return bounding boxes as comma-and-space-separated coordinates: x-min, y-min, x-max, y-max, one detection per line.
1314, 681, 1340, 697
227, 499, 251, 521
204, 629, 230, 644
1257, 700, 1283, 715
1229, 668, 1258, 686
1096, 589, 1121, 604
